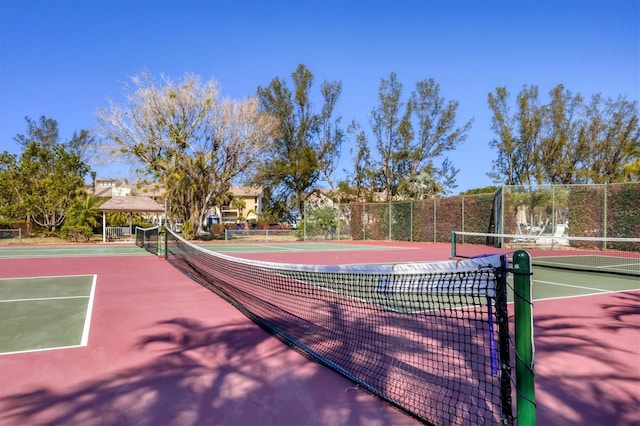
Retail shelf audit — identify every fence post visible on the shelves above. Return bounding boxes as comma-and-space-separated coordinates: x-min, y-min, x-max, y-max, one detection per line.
433, 199, 437, 243
461, 196, 465, 233
410, 201, 413, 242
603, 184, 608, 250
388, 202, 392, 240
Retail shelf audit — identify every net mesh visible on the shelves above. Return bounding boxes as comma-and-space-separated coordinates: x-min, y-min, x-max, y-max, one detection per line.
135, 226, 160, 255
225, 228, 296, 242
164, 228, 514, 425
452, 231, 640, 277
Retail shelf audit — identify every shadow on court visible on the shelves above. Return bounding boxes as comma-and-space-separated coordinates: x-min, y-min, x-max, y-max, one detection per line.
0, 318, 418, 426
533, 291, 640, 426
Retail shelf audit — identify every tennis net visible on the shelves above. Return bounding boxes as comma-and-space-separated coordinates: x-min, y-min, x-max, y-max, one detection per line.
135, 226, 160, 255
164, 228, 516, 425
452, 231, 640, 277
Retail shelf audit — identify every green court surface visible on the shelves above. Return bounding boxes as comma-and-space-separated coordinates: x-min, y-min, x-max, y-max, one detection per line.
526, 266, 639, 301
197, 242, 413, 254
532, 253, 640, 277
0, 275, 96, 354
0, 245, 148, 259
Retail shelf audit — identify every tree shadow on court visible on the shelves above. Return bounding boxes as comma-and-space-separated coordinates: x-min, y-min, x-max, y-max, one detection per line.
156, 256, 510, 424
600, 290, 640, 332
532, 291, 640, 426
1, 317, 416, 426
248, 299, 509, 425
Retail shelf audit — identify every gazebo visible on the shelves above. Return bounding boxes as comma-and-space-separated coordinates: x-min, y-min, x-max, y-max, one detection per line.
98, 196, 165, 242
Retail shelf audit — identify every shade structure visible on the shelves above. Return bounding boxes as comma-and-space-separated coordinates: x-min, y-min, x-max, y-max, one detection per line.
99, 196, 165, 242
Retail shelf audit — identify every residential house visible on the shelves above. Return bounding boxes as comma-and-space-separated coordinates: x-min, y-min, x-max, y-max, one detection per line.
85, 178, 121, 198
218, 186, 264, 223
86, 177, 264, 225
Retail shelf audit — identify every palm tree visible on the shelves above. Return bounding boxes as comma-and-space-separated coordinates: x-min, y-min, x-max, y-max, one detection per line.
230, 196, 246, 220
66, 194, 100, 229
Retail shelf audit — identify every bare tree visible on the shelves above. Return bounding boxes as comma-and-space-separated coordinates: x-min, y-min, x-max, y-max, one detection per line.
96, 72, 275, 231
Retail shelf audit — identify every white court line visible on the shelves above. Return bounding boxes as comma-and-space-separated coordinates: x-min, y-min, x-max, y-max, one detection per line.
257, 244, 303, 252
0, 295, 89, 303
543, 261, 638, 272
534, 279, 612, 293
81, 275, 97, 346
1, 344, 86, 356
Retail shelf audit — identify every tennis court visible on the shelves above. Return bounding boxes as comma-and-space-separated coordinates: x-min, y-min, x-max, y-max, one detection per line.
0, 238, 638, 425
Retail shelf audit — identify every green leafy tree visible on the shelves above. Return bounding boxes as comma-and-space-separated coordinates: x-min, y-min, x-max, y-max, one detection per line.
536, 85, 586, 184
403, 78, 472, 197
62, 195, 101, 241
106, 211, 132, 226
6, 116, 90, 232
487, 86, 540, 186
345, 120, 377, 202
370, 72, 413, 201
460, 186, 499, 196
255, 64, 343, 220
0, 152, 20, 220
349, 74, 470, 199
230, 196, 246, 219
581, 94, 640, 183
487, 85, 639, 185
65, 195, 101, 228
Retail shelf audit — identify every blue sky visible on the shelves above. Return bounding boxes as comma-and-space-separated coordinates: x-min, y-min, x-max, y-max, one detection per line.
1, 0, 638, 193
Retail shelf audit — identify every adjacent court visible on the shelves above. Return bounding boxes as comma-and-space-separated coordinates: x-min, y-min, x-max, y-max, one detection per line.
0, 239, 638, 425
0, 275, 96, 354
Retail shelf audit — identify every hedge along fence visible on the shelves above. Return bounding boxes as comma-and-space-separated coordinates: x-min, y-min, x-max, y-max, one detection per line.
304, 182, 639, 244
563, 183, 640, 250
305, 192, 498, 243
502, 182, 639, 240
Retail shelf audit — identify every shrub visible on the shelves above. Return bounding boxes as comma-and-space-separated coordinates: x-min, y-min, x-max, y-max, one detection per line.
180, 221, 196, 240
61, 224, 93, 242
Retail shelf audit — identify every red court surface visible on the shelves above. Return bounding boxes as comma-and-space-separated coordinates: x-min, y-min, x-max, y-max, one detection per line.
0, 245, 638, 425
0, 255, 419, 426
531, 291, 640, 426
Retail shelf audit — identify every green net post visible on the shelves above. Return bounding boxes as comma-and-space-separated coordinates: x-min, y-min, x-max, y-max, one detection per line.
513, 250, 536, 425
450, 231, 456, 259
164, 225, 168, 260
158, 226, 164, 257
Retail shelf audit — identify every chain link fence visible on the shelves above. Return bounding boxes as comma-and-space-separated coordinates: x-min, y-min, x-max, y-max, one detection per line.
303, 182, 640, 243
